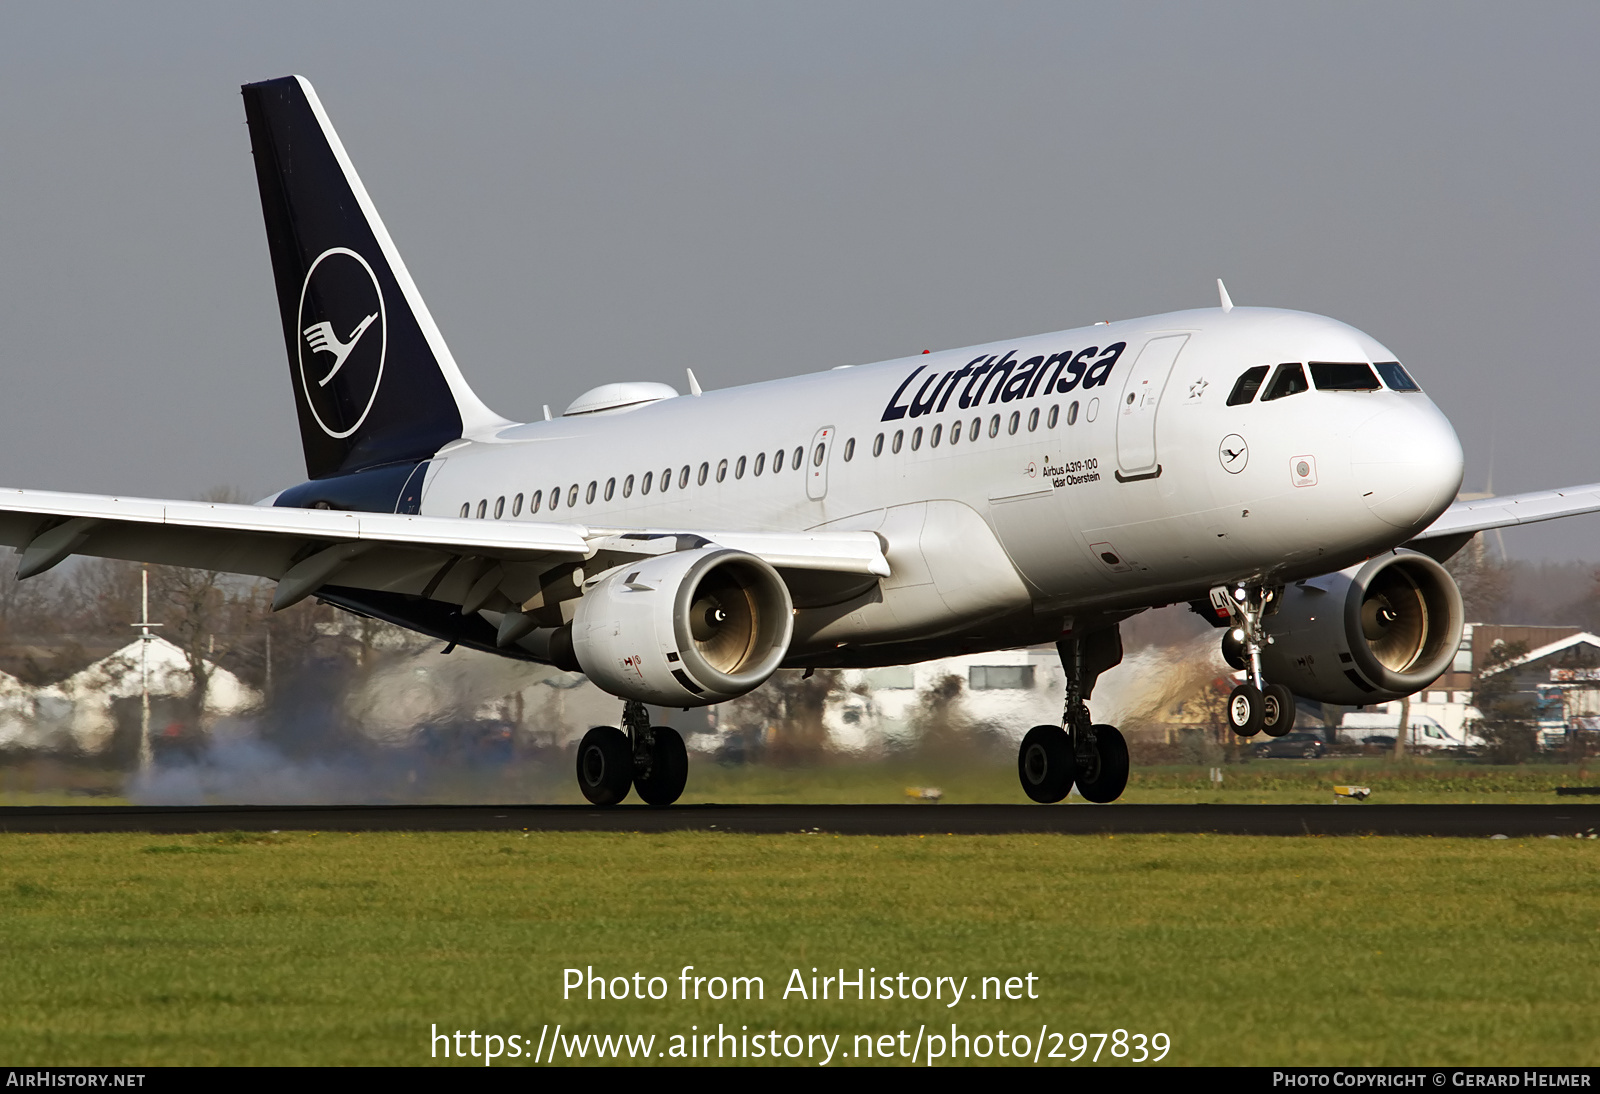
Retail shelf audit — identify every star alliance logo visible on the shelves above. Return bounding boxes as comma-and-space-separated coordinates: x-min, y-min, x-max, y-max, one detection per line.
296, 247, 387, 439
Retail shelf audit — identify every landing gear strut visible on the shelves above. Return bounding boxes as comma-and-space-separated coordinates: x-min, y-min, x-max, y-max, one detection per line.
1019, 627, 1129, 804
576, 700, 688, 807
1214, 583, 1296, 739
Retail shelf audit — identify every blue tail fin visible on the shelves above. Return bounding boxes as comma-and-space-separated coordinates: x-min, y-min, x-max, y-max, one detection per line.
242, 75, 508, 481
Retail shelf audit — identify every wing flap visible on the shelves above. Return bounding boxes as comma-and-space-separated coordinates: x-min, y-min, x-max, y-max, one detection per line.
0, 490, 891, 612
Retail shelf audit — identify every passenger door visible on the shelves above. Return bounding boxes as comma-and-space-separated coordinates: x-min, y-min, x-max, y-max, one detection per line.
1115, 334, 1189, 480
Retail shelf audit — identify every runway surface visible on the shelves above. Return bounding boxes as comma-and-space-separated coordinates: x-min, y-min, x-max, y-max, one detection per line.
2, 803, 1597, 837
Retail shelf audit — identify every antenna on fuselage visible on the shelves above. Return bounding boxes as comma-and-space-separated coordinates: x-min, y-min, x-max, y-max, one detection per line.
1218, 279, 1234, 313
686, 368, 703, 396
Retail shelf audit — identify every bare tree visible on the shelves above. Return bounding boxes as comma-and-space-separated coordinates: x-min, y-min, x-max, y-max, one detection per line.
1445, 536, 1509, 622
720, 669, 841, 762
1471, 640, 1537, 764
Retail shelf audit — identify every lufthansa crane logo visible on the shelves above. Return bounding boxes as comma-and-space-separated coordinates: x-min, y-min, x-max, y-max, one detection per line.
1219, 433, 1249, 474
296, 247, 387, 439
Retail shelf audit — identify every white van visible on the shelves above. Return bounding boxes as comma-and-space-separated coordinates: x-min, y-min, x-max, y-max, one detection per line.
1338, 711, 1475, 750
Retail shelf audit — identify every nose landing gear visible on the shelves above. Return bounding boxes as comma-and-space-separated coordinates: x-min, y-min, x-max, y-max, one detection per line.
1214, 583, 1297, 739
1019, 627, 1130, 804
576, 699, 688, 806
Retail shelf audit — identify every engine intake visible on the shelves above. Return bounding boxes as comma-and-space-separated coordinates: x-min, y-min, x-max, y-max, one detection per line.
1259, 550, 1464, 705
572, 547, 794, 707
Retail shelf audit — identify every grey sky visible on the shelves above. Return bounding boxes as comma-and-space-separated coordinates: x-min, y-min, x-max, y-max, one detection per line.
1, 2, 1595, 559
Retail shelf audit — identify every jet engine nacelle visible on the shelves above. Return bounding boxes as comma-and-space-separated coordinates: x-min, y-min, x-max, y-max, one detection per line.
1259, 550, 1464, 706
572, 547, 794, 708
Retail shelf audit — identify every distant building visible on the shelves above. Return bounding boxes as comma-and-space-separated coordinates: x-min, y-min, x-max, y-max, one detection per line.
1365, 623, 1600, 749
0, 636, 258, 756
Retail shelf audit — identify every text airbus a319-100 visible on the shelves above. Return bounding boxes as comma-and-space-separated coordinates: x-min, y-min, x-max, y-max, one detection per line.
5, 76, 1597, 806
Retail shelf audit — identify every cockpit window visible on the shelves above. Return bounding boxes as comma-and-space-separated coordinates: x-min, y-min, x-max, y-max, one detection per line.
1226, 365, 1270, 406
1309, 362, 1381, 391
1374, 361, 1421, 392
1261, 362, 1308, 402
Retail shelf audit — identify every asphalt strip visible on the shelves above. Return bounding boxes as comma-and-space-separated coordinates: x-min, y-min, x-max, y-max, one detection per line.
0, 803, 1597, 837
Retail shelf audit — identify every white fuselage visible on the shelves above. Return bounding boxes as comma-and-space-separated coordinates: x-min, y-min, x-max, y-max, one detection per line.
418, 306, 1464, 665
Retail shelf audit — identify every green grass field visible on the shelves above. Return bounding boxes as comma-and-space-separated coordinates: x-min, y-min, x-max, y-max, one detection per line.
2, 829, 1596, 1066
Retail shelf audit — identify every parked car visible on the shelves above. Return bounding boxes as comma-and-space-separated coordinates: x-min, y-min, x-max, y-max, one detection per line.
1253, 732, 1328, 759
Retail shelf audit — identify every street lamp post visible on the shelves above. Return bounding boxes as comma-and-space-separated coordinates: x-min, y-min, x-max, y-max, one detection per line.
133, 566, 163, 772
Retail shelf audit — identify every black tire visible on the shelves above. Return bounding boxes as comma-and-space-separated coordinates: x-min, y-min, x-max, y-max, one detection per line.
1261, 684, 1296, 738
576, 725, 632, 805
1018, 725, 1074, 804
1228, 684, 1264, 737
633, 726, 688, 807
1075, 724, 1130, 804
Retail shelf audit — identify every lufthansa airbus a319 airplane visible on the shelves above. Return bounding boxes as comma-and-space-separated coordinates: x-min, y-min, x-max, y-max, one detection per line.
7, 76, 1600, 806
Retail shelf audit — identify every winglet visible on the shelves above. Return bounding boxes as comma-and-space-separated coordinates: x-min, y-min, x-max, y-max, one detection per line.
1218, 279, 1234, 313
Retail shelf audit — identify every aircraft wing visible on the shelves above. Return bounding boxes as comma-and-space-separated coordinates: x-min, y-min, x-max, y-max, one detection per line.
0, 488, 889, 612
1410, 482, 1600, 542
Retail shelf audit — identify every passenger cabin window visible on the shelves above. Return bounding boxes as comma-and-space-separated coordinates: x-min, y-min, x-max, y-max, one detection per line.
872, 434, 884, 457
1226, 365, 1271, 406
1047, 404, 1059, 428
1309, 362, 1381, 391
842, 439, 854, 461
531, 489, 542, 513
792, 447, 803, 471
1374, 361, 1422, 392
494, 496, 505, 519
1261, 363, 1309, 402
512, 493, 523, 516
459, 503, 470, 518
754, 453, 766, 476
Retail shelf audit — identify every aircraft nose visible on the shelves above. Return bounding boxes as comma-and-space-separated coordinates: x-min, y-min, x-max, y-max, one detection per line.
1350, 402, 1464, 531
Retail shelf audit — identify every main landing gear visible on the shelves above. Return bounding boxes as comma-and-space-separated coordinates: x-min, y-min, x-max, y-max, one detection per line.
576, 700, 688, 807
1215, 583, 1296, 739
1019, 628, 1130, 804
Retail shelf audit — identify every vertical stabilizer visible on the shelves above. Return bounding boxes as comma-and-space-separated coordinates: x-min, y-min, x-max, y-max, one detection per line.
242, 76, 510, 480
